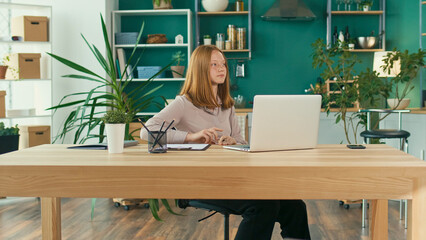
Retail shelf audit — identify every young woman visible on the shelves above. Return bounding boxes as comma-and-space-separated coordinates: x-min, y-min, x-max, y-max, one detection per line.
141, 45, 311, 240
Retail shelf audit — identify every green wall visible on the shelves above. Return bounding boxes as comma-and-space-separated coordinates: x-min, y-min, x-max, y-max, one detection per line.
119, 0, 423, 109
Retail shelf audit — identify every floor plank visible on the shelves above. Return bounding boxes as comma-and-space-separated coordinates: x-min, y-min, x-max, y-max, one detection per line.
0, 198, 406, 239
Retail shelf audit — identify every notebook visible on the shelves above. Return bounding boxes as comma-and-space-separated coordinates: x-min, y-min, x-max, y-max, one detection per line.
67, 140, 138, 150
223, 95, 321, 152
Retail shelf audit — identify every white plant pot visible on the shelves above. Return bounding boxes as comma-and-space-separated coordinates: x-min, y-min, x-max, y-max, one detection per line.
202, 0, 229, 12
204, 38, 212, 45
363, 5, 370, 11
348, 43, 355, 50
105, 123, 125, 154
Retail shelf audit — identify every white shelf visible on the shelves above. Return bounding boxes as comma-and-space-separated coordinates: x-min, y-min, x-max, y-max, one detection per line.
114, 43, 189, 48
1, 114, 52, 119
113, 9, 190, 16
132, 78, 185, 82
0, 40, 51, 45
0, 2, 51, 10
0, 79, 51, 82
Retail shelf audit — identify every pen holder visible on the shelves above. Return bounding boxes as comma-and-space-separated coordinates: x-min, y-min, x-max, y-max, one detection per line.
148, 131, 167, 153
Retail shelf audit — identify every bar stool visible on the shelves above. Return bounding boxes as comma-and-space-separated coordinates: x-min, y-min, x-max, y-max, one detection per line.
359, 109, 411, 229
178, 200, 236, 240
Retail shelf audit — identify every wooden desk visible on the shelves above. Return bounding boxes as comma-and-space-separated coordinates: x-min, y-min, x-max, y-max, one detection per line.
0, 144, 425, 240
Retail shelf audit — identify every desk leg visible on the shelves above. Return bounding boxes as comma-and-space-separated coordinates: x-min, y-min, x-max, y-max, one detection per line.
407, 177, 426, 240
369, 199, 388, 240
41, 197, 61, 240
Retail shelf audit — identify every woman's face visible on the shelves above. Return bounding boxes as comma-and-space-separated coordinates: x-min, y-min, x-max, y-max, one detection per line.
209, 50, 227, 86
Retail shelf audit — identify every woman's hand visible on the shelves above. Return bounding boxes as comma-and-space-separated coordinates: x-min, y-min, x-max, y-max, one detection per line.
185, 127, 223, 144
218, 136, 237, 145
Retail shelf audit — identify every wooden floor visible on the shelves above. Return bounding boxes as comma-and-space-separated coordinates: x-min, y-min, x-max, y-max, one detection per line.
0, 198, 406, 240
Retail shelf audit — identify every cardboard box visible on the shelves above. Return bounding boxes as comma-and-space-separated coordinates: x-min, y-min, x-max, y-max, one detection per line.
19, 125, 50, 149
11, 16, 49, 42
5, 53, 41, 79
0, 91, 5, 118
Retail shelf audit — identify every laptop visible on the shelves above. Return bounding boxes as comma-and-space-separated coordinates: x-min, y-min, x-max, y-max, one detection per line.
224, 95, 321, 152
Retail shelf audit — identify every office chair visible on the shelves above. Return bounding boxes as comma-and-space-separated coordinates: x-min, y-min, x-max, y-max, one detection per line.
178, 200, 235, 240
359, 109, 410, 229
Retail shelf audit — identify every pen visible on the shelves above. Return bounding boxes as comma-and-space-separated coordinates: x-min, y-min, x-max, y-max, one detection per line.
138, 118, 163, 148
151, 120, 166, 149
151, 119, 175, 150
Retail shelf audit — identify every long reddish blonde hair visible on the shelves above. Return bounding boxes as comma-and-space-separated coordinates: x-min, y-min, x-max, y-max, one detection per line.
180, 45, 234, 109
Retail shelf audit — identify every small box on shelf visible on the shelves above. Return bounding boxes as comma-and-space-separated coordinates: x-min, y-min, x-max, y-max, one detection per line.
115, 32, 138, 45
11, 16, 49, 42
137, 66, 165, 79
18, 125, 50, 149
5, 53, 41, 79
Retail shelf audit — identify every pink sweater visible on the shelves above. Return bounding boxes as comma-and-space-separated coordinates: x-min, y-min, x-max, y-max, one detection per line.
140, 95, 246, 144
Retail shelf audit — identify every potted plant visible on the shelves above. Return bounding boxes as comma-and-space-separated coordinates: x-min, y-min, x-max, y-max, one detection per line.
102, 109, 133, 154
47, 14, 178, 221
0, 122, 19, 154
203, 34, 212, 45
379, 50, 425, 110
153, 0, 172, 9
0, 55, 19, 80
170, 51, 186, 78
0, 56, 8, 79
361, 0, 373, 11
311, 39, 391, 144
47, 15, 171, 144
348, 38, 356, 50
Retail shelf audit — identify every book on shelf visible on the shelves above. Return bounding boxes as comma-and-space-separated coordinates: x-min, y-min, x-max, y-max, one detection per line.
116, 48, 127, 78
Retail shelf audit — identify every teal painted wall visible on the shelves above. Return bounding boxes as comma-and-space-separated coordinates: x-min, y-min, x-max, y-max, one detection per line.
119, 0, 423, 109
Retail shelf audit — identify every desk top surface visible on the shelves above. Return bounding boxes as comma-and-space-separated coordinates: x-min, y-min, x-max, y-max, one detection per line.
0, 144, 423, 168
0, 144, 424, 199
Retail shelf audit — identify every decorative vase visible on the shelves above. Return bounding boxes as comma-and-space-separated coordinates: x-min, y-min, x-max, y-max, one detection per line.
0, 66, 8, 79
152, 0, 172, 9
171, 66, 185, 78
387, 98, 410, 110
105, 123, 125, 153
202, 0, 229, 12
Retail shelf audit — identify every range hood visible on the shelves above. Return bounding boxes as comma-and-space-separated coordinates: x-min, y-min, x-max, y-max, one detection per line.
261, 0, 316, 21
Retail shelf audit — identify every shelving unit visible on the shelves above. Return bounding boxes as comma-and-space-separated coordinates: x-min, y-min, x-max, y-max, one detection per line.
326, 0, 386, 52
195, 0, 252, 60
0, 2, 52, 127
325, 79, 360, 109
420, 1, 426, 107
111, 9, 192, 82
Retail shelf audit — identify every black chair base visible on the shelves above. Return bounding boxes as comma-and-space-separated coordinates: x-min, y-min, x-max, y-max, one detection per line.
180, 200, 234, 240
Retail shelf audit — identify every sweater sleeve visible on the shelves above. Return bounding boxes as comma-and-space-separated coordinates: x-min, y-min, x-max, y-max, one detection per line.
140, 96, 188, 144
229, 107, 248, 145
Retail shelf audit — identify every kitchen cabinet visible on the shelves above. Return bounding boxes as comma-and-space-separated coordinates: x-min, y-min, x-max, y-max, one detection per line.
380, 112, 426, 160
